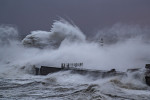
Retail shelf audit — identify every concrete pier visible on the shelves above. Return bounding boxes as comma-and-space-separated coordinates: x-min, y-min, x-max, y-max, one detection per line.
34, 66, 125, 78
33, 64, 150, 86
39, 66, 62, 75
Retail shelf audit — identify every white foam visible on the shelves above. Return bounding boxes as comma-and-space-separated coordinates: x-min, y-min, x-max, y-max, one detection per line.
0, 19, 150, 78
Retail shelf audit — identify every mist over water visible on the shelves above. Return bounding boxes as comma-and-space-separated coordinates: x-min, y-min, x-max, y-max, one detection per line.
95, 23, 150, 44
0, 19, 150, 78
1, 19, 150, 100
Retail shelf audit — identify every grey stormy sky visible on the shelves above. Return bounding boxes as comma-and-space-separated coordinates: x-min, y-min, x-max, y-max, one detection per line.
0, 0, 150, 37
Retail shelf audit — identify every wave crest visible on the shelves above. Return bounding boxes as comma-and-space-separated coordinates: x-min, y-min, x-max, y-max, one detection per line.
22, 19, 86, 49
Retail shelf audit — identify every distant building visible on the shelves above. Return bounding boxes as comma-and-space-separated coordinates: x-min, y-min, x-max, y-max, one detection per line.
98, 38, 104, 47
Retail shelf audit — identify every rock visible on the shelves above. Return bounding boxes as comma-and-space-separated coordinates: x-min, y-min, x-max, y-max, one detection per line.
127, 68, 140, 72
145, 64, 150, 69
145, 76, 150, 86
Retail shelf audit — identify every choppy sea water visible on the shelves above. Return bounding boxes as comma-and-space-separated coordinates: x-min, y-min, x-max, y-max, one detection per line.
1, 70, 150, 100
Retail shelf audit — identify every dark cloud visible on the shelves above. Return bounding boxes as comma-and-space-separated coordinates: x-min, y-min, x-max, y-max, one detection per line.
0, 0, 150, 37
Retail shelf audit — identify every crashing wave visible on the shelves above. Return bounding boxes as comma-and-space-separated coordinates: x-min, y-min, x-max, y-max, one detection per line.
22, 19, 86, 49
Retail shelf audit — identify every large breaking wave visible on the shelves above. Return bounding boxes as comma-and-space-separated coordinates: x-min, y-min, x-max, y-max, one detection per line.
22, 19, 85, 49
1, 19, 150, 100
0, 19, 150, 78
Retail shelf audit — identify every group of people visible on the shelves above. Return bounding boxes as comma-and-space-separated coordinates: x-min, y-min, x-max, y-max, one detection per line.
61, 63, 83, 69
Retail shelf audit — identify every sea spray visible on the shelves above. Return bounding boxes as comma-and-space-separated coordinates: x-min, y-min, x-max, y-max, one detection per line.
0, 19, 150, 78
1, 19, 150, 100
22, 19, 85, 49
95, 23, 150, 44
